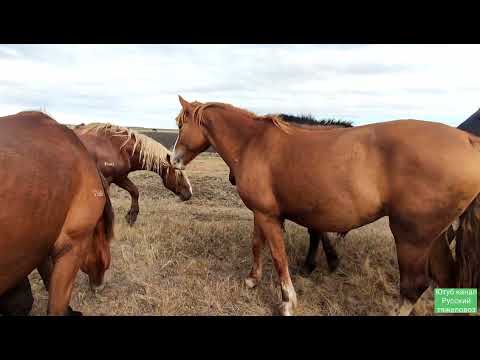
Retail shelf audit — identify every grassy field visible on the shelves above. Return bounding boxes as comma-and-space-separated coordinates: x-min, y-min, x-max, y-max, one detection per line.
28, 152, 436, 316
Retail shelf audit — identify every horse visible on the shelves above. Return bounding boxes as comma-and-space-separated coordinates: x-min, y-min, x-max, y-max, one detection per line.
227, 113, 353, 274
0, 111, 114, 315
171, 96, 480, 316
73, 123, 192, 226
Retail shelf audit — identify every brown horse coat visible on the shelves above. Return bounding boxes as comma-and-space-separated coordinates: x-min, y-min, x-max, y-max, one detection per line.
73, 123, 192, 225
172, 97, 480, 316
0, 111, 114, 315
225, 113, 352, 274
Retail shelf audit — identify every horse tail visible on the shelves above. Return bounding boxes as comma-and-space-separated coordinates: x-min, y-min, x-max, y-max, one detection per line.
98, 170, 114, 244
455, 194, 480, 289
446, 224, 456, 245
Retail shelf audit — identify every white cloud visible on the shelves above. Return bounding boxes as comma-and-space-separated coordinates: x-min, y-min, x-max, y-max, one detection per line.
0, 44, 479, 128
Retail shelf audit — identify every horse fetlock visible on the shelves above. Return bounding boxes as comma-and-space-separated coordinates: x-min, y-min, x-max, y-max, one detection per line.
245, 276, 259, 289
327, 256, 340, 272
66, 305, 83, 316
278, 301, 294, 316
302, 260, 317, 275
125, 209, 139, 225
281, 282, 297, 308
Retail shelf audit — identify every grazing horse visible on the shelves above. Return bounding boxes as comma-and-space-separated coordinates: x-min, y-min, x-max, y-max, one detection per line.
227, 114, 353, 274
0, 111, 114, 315
171, 96, 480, 316
74, 123, 192, 225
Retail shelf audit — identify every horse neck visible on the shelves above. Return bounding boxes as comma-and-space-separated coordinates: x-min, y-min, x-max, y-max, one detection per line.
203, 109, 260, 170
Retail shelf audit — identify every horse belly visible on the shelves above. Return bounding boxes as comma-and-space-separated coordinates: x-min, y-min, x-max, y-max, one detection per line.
282, 195, 384, 233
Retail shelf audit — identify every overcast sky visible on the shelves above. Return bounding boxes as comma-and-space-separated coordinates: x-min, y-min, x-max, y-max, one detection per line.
0, 44, 479, 129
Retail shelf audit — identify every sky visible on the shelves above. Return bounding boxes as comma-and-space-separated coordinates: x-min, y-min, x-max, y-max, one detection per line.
0, 44, 479, 129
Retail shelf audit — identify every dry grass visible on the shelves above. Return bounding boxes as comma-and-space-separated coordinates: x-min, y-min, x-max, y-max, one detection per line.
28, 153, 436, 316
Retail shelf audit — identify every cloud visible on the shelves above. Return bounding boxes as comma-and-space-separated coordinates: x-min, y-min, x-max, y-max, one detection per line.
0, 44, 479, 129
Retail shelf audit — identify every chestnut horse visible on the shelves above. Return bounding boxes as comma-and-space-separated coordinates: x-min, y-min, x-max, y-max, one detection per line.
227, 113, 353, 274
74, 123, 192, 225
0, 111, 114, 315
171, 96, 480, 316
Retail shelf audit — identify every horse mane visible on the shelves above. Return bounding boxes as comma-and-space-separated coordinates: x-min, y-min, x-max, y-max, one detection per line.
277, 114, 353, 128
76, 123, 171, 174
176, 102, 353, 134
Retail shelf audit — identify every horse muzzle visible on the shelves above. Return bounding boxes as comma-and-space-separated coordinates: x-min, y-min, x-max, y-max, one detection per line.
171, 150, 186, 170
179, 190, 192, 201
89, 268, 112, 293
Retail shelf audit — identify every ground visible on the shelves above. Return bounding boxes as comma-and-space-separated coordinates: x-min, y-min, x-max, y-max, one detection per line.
28, 153, 436, 315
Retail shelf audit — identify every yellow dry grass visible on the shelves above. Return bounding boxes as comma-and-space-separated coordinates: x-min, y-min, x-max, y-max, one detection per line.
28, 153, 436, 316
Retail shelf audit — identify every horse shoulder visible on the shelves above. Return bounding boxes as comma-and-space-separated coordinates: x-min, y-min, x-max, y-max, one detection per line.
235, 161, 280, 215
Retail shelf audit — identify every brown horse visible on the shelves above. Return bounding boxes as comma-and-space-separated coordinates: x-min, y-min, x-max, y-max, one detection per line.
227, 114, 353, 274
171, 96, 480, 316
0, 111, 114, 315
74, 123, 192, 225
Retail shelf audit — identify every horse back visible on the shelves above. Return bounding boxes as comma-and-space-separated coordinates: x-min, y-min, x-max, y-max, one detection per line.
74, 131, 131, 180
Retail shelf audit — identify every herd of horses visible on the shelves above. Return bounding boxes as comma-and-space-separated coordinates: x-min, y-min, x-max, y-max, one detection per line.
1, 99, 480, 316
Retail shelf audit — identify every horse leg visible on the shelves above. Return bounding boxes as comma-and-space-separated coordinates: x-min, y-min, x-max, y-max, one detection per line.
115, 177, 139, 226
37, 256, 54, 290
320, 232, 340, 272
428, 230, 456, 289
255, 212, 297, 316
389, 220, 431, 316
245, 215, 266, 288
304, 230, 340, 274
303, 229, 320, 274
37, 256, 82, 316
0, 277, 34, 316
47, 236, 84, 316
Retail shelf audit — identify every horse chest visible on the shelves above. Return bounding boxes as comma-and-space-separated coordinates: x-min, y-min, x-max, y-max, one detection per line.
236, 174, 279, 214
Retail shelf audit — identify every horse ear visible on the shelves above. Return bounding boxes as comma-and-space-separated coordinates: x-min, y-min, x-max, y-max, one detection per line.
178, 95, 193, 114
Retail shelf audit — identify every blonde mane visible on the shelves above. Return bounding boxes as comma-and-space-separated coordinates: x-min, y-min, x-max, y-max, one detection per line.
176, 101, 302, 134
76, 123, 171, 174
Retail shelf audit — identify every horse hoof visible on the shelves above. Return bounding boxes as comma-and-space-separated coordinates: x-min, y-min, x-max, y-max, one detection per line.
278, 302, 294, 316
327, 257, 340, 273
245, 277, 258, 289
125, 212, 137, 226
301, 262, 316, 276
66, 306, 83, 316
